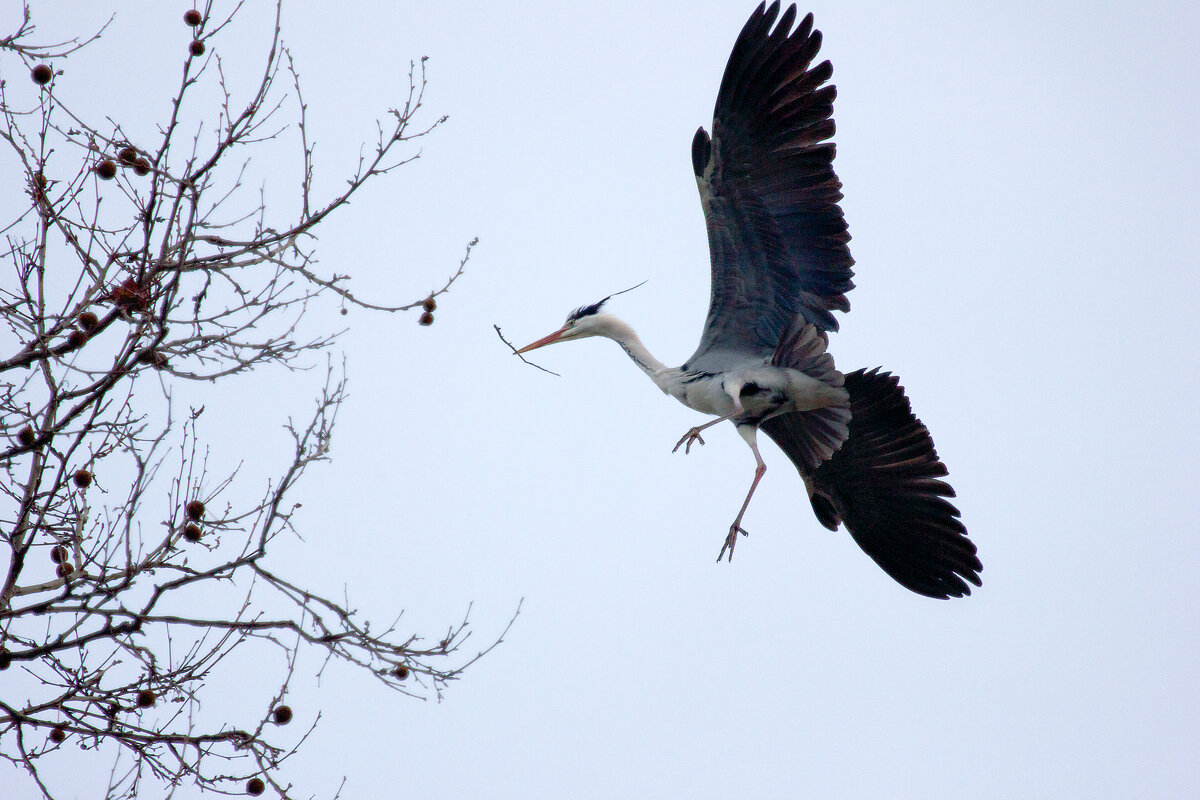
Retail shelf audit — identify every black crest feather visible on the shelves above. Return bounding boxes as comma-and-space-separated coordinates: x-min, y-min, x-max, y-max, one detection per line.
564, 280, 647, 324
566, 298, 608, 323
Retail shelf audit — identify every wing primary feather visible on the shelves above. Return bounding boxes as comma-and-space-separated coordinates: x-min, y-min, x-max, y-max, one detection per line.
761, 369, 980, 599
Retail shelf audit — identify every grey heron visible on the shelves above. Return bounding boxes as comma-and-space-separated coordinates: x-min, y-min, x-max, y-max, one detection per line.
517, 2, 980, 599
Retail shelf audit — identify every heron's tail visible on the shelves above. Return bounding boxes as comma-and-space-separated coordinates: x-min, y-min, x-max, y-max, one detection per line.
760, 368, 981, 598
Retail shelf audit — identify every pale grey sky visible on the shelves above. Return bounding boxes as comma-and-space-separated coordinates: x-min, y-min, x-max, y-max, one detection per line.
5, 2, 1200, 798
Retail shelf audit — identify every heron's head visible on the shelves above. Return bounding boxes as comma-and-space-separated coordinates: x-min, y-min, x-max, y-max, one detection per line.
515, 298, 616, 354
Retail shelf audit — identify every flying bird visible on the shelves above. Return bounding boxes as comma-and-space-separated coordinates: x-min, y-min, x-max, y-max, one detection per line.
517, 2, 981, 599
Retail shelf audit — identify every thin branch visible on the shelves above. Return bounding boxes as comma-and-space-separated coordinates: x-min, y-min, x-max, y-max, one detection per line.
494, 324, 561, 377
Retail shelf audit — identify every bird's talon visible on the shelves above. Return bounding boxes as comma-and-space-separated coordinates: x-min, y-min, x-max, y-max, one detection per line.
716, 524, 750, 562
673, 427, 706, 454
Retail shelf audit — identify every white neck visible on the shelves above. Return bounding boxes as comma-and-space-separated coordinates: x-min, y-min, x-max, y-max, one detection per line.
592, 315, 674, 391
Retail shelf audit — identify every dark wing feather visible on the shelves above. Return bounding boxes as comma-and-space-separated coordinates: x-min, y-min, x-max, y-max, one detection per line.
761, 369, 981, 599
687, 3, 854, 372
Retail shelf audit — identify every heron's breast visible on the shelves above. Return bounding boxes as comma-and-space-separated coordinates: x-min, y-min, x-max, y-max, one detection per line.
672, 373, 737, 416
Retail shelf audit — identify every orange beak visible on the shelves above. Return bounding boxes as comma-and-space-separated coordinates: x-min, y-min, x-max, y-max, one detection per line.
515, 327, 568, 355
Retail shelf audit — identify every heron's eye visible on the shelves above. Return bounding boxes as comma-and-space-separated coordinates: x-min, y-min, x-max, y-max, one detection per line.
565, 319, 576, 328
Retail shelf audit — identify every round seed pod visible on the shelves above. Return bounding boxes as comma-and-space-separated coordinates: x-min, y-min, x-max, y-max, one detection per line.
73, 469, 93, 488
56, 563, 73, 578
423, 296, 437, 312
133, 158, 151, 176
184, 10, 203, 26
186, 500, 205, 521
32, 64, 53, 85
49, 726, 66, 743
189, 40, 206, 57
117, 147, 138, 165
51, 545, 69, 564
66, 330, 87, 349
136, 689, 156, 708
392, 665, 410, 680
418, 311, 434, 326
183, 524, 201, 543
246, 777, 265, 796
95, 160, 117, 180
78, 311, 100, 331
272, 705, 293, 725
17, 427, 36, 447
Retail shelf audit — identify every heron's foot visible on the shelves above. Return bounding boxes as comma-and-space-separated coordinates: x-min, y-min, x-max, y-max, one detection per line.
673, 427, 706, 455
716, 523, 750, 563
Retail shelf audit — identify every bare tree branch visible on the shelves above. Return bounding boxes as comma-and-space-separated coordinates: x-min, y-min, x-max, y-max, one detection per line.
0, 4, 506, 798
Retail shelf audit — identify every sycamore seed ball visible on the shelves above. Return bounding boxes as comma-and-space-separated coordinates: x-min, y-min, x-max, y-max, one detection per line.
183, 524, 202, 543
49, 726, 66, 743
17, 427, 36, 447
186, 500, 205, 521
32, 64, 53, 85
189, 40, 206, 57
272, 705, 293, 725
136, 689, 156, 708
419, 311, 434, 326
95, 160, 117, 180
184, 10, 203, 26
78, 311, 99, 331
246, 777, 265, 796
51, 545, 69, 564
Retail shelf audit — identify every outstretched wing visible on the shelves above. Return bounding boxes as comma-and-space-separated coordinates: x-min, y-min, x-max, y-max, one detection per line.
686, 2, 855, 373
762, 369, 981, 599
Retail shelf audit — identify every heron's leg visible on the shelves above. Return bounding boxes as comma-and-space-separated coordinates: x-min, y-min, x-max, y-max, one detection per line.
672, 413, 735, 455
717, 425, 767, 563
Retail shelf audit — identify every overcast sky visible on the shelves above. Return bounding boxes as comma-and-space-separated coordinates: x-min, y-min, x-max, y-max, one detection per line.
5, 1, 1200, 798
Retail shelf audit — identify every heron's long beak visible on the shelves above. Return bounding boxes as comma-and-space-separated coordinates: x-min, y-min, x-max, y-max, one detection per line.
515, 327, 567, 354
